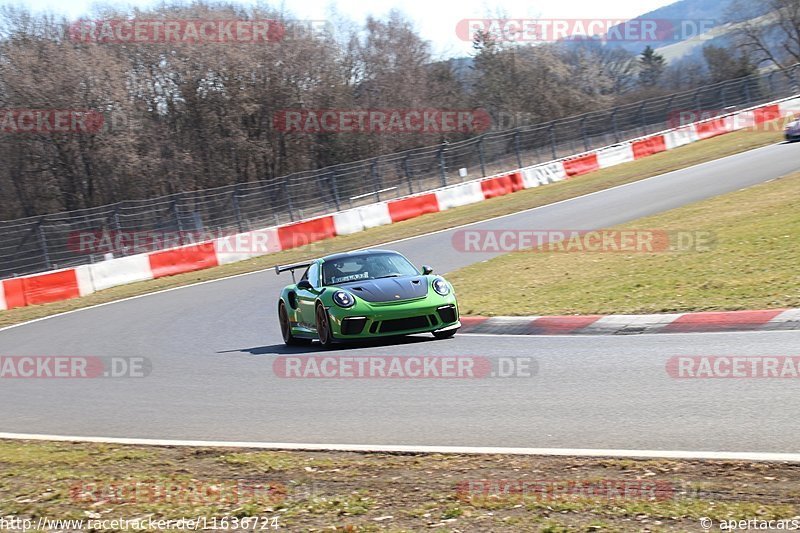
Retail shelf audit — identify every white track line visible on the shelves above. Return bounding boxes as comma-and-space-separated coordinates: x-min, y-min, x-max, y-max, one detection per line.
0, 432, 797, 462
0, 142, 783, 335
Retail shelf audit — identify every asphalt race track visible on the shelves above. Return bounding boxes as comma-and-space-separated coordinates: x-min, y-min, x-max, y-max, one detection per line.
2, 142, 800, 454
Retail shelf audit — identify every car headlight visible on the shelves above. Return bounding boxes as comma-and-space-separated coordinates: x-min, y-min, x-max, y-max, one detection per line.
332, 290, 356, 308
432, 278, 450, 296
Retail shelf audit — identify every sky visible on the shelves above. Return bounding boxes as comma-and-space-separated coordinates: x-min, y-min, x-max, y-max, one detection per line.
1, 0, 678, 58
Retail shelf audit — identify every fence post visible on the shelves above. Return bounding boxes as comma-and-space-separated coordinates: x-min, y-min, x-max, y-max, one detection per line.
172, 193, 185, 245
328, 170, 341, 212
580, 117, 589, 152
665, 95, 676, 129
789, 66, 799, 92
720, 85, 727, 108
372, 159, 384, 201
610, 109, 619, 143
109, 204, 123, 257
37, 218, 52, 271
638, 102, 647, 133
438, 142, 448, 186
477, 137, 486, 177
513, 131, 523, 168
232, 186, 244, 233
548, 123, 557, 160
402, 155, 414, 195
743, 78, 751, 106
283, 176, 295, 222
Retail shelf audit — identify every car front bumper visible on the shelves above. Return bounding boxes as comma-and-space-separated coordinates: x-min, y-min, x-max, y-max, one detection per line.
326, 296, 460, 338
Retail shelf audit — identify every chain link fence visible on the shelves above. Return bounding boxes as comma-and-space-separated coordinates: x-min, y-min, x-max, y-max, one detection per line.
2, 66, 799, 278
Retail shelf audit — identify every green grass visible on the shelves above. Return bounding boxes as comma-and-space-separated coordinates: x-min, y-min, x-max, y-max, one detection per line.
1, 440, 798, 531
0, 125, 782, 328
448, 170, 800, 315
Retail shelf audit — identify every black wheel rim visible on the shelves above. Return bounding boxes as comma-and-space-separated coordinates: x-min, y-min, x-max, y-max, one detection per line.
316, 306, 329, 343
279, 305, 290, 341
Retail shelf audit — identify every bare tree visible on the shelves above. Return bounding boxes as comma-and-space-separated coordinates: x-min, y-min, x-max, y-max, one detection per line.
734, 0, 800, 70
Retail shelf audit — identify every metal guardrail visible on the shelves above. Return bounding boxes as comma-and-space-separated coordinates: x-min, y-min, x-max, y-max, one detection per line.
1, 66, 798, 278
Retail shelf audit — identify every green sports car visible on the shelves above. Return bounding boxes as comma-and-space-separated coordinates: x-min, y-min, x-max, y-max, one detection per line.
275, 249, 460, 346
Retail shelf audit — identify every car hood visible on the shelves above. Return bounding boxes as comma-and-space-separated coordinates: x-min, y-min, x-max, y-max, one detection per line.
338, 276, 429, 303
786, 120, 800, 132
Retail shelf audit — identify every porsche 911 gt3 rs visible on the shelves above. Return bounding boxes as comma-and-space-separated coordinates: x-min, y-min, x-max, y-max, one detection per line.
785, 118, 800, 141
275, 249, 460, 346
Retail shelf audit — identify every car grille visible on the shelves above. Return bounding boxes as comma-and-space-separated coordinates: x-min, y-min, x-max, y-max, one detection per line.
379, 315, 430, 333
437, 305, 457, 324
341, 317, 367, 335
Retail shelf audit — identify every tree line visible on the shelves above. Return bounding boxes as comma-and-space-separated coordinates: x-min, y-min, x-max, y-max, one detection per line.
0, 1, 796, 220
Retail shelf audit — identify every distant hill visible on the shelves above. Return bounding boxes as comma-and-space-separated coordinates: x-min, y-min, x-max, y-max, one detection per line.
607, 0, 774, 61
442, 0, 782, 85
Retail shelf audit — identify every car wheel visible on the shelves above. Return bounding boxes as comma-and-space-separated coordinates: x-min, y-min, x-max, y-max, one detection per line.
279, 301, 311, 346
433, 328, 458, 339
315, 303, 335, 348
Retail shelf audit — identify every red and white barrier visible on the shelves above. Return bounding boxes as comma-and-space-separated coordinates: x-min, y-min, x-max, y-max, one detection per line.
521, 162, 567, 187
664, 125, 699, 150
480, 172, 524, 199
780, 99, 800, 117
357, 203, 393, 229
214, 228, 281, 265
2, 267, 86, 309
277, 216, 336, 250
387, 193, 440, 222
632, 135, 667, 159
597, 144, 635, 168
731, 111, 755, 130
563, 153, 600, 177
754, 104, 781, 124
89, 254, 154, 291
435, 182, 485, 210
76, 265, 94, 297
148, 242, 219, 279
3, 95, 799, 312
694, 116, 733, 140
332, 210, 365, 236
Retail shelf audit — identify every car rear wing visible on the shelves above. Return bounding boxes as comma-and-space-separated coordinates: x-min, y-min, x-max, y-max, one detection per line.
275, 261, 312, 281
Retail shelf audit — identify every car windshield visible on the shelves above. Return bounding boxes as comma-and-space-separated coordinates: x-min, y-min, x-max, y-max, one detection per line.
322, 253, 419, 285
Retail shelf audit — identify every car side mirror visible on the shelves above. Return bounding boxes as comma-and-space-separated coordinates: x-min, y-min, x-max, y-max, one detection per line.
297, 279, 312, 290
421, 265, 434, 275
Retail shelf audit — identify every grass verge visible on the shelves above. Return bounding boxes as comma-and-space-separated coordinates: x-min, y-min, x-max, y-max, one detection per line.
448, 170, 800, 316
2, 439, 799, 532
0, 126, 782, 328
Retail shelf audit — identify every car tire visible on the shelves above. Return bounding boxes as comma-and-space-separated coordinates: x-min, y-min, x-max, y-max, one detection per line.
279, 301, 311, 346
315, 303, 335, 348
433, 328, 458, 339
